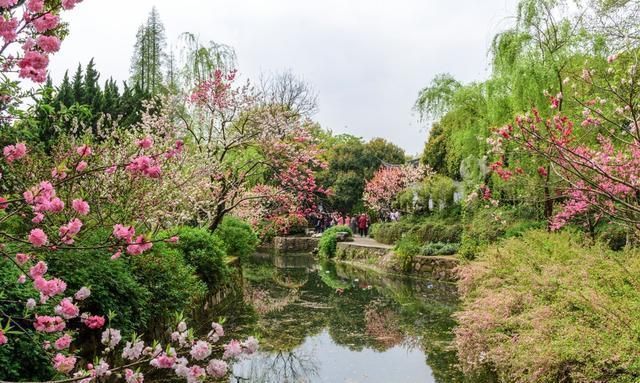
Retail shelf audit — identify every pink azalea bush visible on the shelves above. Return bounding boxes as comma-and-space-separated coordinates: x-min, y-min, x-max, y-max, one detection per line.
363, 164, 430, 214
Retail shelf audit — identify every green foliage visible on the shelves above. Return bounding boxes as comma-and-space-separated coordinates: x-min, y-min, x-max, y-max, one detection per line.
216, 216, 258, 262
317, 134, 405, 214
425, 175, 456, 209
44, 234, 152, 334
0, 260, 53, 381
456, 230, 640, 382
130, 7, 167, 95
371, 219, 462, 246
131, 243, 206, 321
318, 225, 353, 258
169, 226, 229, 289
420, 242, 459, 256
393, 235, 421, 271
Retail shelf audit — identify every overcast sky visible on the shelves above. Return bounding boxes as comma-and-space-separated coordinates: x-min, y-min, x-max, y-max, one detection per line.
48, 0, 519, 155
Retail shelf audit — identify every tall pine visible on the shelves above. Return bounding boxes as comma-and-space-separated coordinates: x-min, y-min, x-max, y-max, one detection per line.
130, 7, 166, 95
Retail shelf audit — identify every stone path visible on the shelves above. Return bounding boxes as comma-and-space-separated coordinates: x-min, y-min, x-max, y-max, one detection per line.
349, 236, 392, 249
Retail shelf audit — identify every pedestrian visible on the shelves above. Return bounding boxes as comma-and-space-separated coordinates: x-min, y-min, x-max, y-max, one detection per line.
350, 214, 358, 234
364, 213, 371, 236
337, 214, 344, 226
345, 215, 351, 227
358, 214, 367, 237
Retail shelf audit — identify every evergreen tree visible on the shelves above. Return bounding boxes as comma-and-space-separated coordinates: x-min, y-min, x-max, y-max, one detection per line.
56, 71, 74, 109
71, 64, 84, 104
130, 7, 166, 95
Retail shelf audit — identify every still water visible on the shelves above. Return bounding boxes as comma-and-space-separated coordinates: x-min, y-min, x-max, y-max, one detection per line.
212, 254, 464, 383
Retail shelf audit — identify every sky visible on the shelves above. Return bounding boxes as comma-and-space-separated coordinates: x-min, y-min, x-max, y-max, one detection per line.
48, 0, 520, 156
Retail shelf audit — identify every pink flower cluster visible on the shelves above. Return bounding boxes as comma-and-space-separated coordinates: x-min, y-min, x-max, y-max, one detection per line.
53, 353, 76, 373
54, 298, 80, 319
18, 50, 49, 82
3, 142, 27, 162
83, 315, 106, 330
34, 315, 66, 332
125, 155, 161, 178
59, 218, 83, 244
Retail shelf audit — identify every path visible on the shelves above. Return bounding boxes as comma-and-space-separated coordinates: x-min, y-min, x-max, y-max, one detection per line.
349, 236, 392, 249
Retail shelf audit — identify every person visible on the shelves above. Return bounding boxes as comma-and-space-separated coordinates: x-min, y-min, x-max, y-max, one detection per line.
364, 213, 371, 236
337, 214, 344, 226
350, 214, 358, 234
358, 214, 367, 237
345, 215, 351, 227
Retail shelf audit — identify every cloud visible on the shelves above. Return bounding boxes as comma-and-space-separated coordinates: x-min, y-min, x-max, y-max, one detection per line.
49, 0, 518, 154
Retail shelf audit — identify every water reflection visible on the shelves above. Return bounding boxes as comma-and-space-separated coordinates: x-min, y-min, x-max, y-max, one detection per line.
218, 254, 464, 383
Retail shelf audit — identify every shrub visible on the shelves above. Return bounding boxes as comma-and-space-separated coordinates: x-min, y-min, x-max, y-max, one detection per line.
131, 243, 206, 322
46, 246, 152, 334
455, 230, 640, 382
318, 225, 353, 258
420, 242, 459, 256
595, 223, 635, 251
216, 216, 259, 261
411, 221, 462, 243
370, 221, 412, 244
0, 259, 53, 381
393, 235, 421, 271
169, 226, 229, 289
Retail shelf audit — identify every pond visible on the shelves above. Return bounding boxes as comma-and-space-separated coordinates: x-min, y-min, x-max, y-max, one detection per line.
210, 253, 465, 383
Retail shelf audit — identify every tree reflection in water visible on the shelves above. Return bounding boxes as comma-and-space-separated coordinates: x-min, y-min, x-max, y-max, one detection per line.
232, 350, 319, 383
214, 254, 465, 383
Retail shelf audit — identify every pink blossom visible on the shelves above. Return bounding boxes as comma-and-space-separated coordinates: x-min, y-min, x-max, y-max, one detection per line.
15, 253, 29, 265
206, 359, 228, 378
101, 328, 122, 348
0, 0, 18, 8
126, 156, 162, 178
189, 340, 211, 361
34, 277, 67, 297
32, 213, 44, 223
74, 286, 90, 300
126, 235, 153, 255
105, 165, 117, 174
186, 366, 206, 383
3, 142, 27, 162
59, 218, 83, 244
242, 336, 258, 355
0, 17, 18, 43
111, 249, 122, 260
61, 0, 81, 9
17, 274, 26, 284
26, 298, 36, 310
72, 199, 90, 215
150, 352, 176, 369
0, 197, 7, 209
76, 144, 92, 157
17, 50, 49, 82
167, 236, 179, 243
75, 161, 88, 172
52, 353, 76, 374
223, 339, 242, 359
34, 315, 66, 332
122, 340, 144, 360
136, 136, 153, 149
26, 0, 44, 13
83, 315, 105, 329
0, 329, 7, 345
36, 35, 61, 53
113, 224, 135, 242
29, 261, 47, 278
50, 197, 65, 212
32, 13, 59, 32
124, 369, 144, 383
54, 298, 79, 319
54, 334, 72, 350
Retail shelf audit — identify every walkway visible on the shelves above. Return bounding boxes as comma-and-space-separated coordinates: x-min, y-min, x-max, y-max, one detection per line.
349, 236, 392, 249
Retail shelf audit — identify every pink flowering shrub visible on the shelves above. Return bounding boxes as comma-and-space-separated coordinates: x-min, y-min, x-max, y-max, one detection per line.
455, 230, 640, 382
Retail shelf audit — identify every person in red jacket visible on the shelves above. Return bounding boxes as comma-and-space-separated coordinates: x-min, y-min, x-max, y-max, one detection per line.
358, 214, 367, 237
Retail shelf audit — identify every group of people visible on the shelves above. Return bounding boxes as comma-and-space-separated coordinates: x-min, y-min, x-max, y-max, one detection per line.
311, 212, 372, 237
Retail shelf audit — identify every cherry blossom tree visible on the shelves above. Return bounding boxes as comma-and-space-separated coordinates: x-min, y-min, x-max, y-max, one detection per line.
363, 164, 430, 214
488, 51, 640, 231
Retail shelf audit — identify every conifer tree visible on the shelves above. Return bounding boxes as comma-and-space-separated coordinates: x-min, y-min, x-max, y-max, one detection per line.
130, 7, 167, 95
